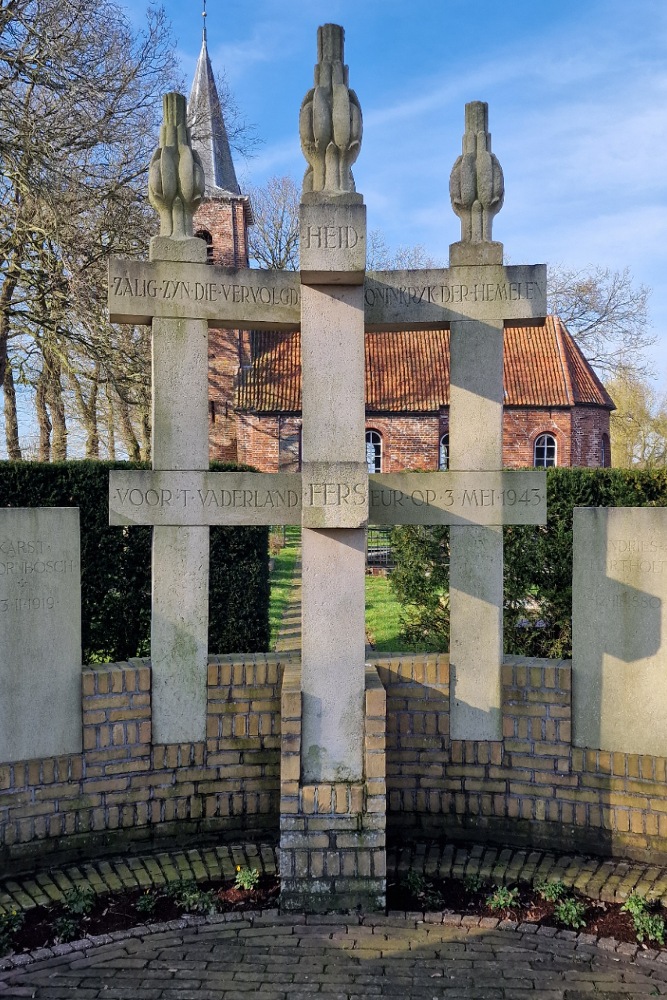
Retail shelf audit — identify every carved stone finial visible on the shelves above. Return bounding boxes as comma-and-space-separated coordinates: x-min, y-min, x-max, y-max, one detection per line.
299, 23, 363, 199
148, 92, 206, 239
449, 101, 504, 244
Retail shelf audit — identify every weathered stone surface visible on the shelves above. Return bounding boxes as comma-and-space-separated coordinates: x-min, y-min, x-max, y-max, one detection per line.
573, 507, 667, 755
368, 471, 546, 526
111, 468, 546, 529
148, 92, 205, 240
364, 264, 546, 329
0, 508, 82, 762
152, 316, 209, 471
299, 24, 362, 198
299, 202, 366, 284
109, 258, 545, 329
449, 524, 503, 741
151, 525, 208, 744
108, 259, 301, 328
299, 198, 366, 781
450, 101, 504, 245
301, 461, 368, 528
301, 527, 366, 782
448, 315, 505, 741
149, 266, 210, 741
109, 470, 302, 526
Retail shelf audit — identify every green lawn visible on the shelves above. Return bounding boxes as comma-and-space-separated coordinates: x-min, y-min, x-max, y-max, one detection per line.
268, 526, 300, 648
365, 573, 404, 651
269, 534, 437, 652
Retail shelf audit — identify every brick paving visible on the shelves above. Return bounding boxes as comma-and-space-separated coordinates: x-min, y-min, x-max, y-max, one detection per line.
3, 841, 667, 995
3, 910, 667, 998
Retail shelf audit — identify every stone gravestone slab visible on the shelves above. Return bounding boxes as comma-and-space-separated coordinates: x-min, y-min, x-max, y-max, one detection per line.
0, 508, 82, 762
573, 507, 667, 757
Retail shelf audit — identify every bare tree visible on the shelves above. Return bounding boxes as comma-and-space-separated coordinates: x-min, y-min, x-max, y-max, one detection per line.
547, 264, 653, 380
247, 175, 300, 270
0, 0, 178, 457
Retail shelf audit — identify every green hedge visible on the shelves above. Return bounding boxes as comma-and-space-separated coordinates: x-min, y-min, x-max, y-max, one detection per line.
390, 468, 667, 659
0, 460, 270, 662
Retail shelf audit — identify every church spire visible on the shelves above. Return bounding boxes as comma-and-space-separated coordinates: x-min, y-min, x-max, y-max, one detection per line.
188, 19, 241, 197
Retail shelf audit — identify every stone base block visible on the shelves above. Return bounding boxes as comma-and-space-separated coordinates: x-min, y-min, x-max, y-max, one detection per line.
279, 661, 386, 911
281, 877, 386, 913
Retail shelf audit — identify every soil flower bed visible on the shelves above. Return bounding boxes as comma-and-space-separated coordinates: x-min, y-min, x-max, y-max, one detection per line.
387, 870, 667, 950
2, 866, 666, 959
0, 868, 279, 957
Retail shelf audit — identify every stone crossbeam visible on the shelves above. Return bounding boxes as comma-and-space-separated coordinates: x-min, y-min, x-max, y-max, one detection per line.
364, 265, 546, 329
109, 469, 546, 528
108, 259, 546, 330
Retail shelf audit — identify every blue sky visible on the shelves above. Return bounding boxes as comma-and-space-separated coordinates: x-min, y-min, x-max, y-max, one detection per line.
120, 1, 667, 386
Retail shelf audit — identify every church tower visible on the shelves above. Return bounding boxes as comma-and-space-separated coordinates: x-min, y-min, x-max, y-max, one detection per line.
188, 21, 252, 460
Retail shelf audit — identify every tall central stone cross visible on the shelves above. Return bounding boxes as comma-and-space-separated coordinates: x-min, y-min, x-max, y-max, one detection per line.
108, 28, 547, 776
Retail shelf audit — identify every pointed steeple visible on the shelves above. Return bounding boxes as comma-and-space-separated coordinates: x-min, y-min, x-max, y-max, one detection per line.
188, 26, 241, 197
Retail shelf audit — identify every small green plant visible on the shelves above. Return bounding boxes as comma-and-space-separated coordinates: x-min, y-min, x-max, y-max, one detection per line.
463, 874, 485, 893
0, 910, 24, 955
535, 879, 567, 902
53, 914, 79, 942
62, 885, 95, 917
402, 869, 428, 895
486, 885, 519, 912
400, 869, 444, 909
554, 897, 586, 929
136, 890, 159, 916
622, 894, 665, 944
166, 880, 218, 915
234, 866, 260, 891
633, 911, 666, 945
622, 893, 648, 918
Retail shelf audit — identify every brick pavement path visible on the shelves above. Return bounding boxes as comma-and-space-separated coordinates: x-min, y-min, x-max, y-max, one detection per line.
3, 910, 667, 999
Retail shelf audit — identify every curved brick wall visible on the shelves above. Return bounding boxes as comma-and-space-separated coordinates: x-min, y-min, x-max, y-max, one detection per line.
2, 653, 666, 876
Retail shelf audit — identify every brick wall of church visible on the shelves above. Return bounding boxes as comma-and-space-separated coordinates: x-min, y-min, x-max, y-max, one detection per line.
208, 328, 240, 462
570, 407, 611, 467
196, 196, 252, 464
236, 414, 281, 470
365, 416, 440, 471
502, 409, 572, 468
231, 409, 610, 472
193, 198, 249, 268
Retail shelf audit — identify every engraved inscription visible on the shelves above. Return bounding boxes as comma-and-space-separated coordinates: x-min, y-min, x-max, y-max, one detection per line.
111, 486, 301, 511
370, 485, 543, 511
598, 536, 667, 575
111, 275, 300, 307
364, 280, 543, 309
301, 225, 359, 250
582, 587, 661, 610
304, 482, 367, 506
0, 537, 76, 578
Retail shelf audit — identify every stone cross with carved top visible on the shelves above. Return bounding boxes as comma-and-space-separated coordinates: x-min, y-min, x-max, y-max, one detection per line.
108, 34, 547, 760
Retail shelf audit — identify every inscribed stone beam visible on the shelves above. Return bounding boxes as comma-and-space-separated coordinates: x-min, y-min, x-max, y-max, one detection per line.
109, 259, 301, 329
110, 469, 546, 528
108, 259, 546, 331
364, 264, 546, 329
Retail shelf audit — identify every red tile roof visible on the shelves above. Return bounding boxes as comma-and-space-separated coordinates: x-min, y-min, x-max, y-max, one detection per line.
235, 316, 615, 414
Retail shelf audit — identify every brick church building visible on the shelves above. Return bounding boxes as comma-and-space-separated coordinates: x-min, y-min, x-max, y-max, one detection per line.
189, 32, 614, 476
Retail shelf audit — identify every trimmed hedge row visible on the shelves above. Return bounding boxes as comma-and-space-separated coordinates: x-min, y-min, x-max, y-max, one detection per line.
391, 467, 667, 659
0, 460, 270, 662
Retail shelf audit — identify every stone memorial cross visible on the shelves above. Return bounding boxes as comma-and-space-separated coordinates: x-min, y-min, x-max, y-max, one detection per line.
108, 28, 547, 754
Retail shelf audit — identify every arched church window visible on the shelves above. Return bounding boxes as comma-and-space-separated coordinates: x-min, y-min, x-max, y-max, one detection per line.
534, 433, 557, 468
365, 430, 382, 473
439, 433, 449, 470
195, 229, 214, 262
600, 433, 611, 468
